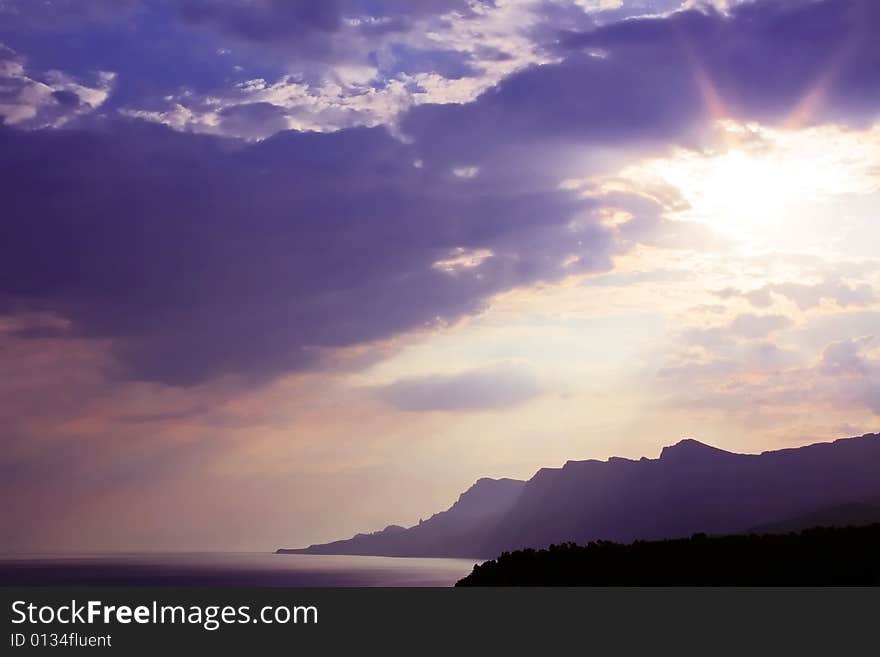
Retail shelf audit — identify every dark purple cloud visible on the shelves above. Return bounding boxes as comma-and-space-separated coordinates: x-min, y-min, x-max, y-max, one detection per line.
404, 0, 880, 178
0, 0, 140, 31
176, 0, 492, 54
0, 119, 615, 385
560, 0, 880, 126
180, 0, 342, 39
216, 101, 291, 138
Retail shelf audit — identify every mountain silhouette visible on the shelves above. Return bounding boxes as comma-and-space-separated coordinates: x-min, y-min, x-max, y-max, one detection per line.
277, 432, 880, 558
278, 477, 526, 557
747, 499, 880, 535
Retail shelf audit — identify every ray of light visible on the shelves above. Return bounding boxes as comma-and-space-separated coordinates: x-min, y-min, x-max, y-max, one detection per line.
673, 23, 727, 123
784, 36, 862, 130
785, 0, 872, 130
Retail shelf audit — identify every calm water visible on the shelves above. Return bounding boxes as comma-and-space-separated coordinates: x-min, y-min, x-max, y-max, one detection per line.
0, 553, 478, 587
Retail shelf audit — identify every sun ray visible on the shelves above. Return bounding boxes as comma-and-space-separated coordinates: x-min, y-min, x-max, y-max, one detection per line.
785, 35, 863, 130
673, 24, 727, 123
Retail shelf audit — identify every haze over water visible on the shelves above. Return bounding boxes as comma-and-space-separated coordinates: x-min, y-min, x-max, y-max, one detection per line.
0, 553, 476, 587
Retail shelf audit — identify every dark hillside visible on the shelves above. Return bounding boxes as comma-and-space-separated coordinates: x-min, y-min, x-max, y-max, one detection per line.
456, 524, 880, 586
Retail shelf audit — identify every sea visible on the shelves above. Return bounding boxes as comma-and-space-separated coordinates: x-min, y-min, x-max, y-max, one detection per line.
0, 553, 478, 587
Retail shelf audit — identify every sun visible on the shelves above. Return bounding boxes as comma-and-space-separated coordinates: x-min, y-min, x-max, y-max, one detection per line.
681, 148, 804, 238
603, 121, 880, 247
651, 138, 816, 243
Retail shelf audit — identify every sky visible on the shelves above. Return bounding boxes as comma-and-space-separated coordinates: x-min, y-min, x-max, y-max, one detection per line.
1, 0, 879, 552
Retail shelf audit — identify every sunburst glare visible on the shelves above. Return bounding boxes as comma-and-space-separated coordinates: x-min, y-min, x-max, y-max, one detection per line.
611, 121, 880, 246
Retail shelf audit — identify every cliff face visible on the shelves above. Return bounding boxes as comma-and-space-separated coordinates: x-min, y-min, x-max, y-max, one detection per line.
482, 434, 880, 555
278, 433, 880, 558
277, 477, 526, 557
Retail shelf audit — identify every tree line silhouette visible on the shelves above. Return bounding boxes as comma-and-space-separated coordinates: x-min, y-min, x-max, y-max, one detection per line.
456, 524, 880, 586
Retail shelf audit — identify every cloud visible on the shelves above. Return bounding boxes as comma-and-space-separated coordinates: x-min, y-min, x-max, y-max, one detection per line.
3, 0, 879, 143
657, 358, 738, 381
556, 0, 880, 127
769, 280, 877, 311
177, 0, 488, 45
2, 0, 880, 388
178, 0, 344, 42
657, 337, 801, 383
658, 327, 880, 419
0, 119, 621, 385
814, 336, 880, 415
0, 46, 115, 128
715, 278, 877, 311
715, 286, 775, 308
659, 309, 804, 387
819, 336, 875, 377
405, 0, 880, 172
118, 1, 542, 138
1, 0, 544, 138
680, 313, 794, 351
376, 364, 543, 411
729, 313, 793, 339
0, 0, 140, 31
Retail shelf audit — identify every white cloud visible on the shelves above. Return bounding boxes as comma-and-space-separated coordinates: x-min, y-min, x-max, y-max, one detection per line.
0, 46, 114, 128
433, 247, 494, 273
452, 165, 480, 179
116, 0, 553, 139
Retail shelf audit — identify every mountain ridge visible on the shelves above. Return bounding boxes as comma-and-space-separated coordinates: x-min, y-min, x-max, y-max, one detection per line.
277, 432, 880, 558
